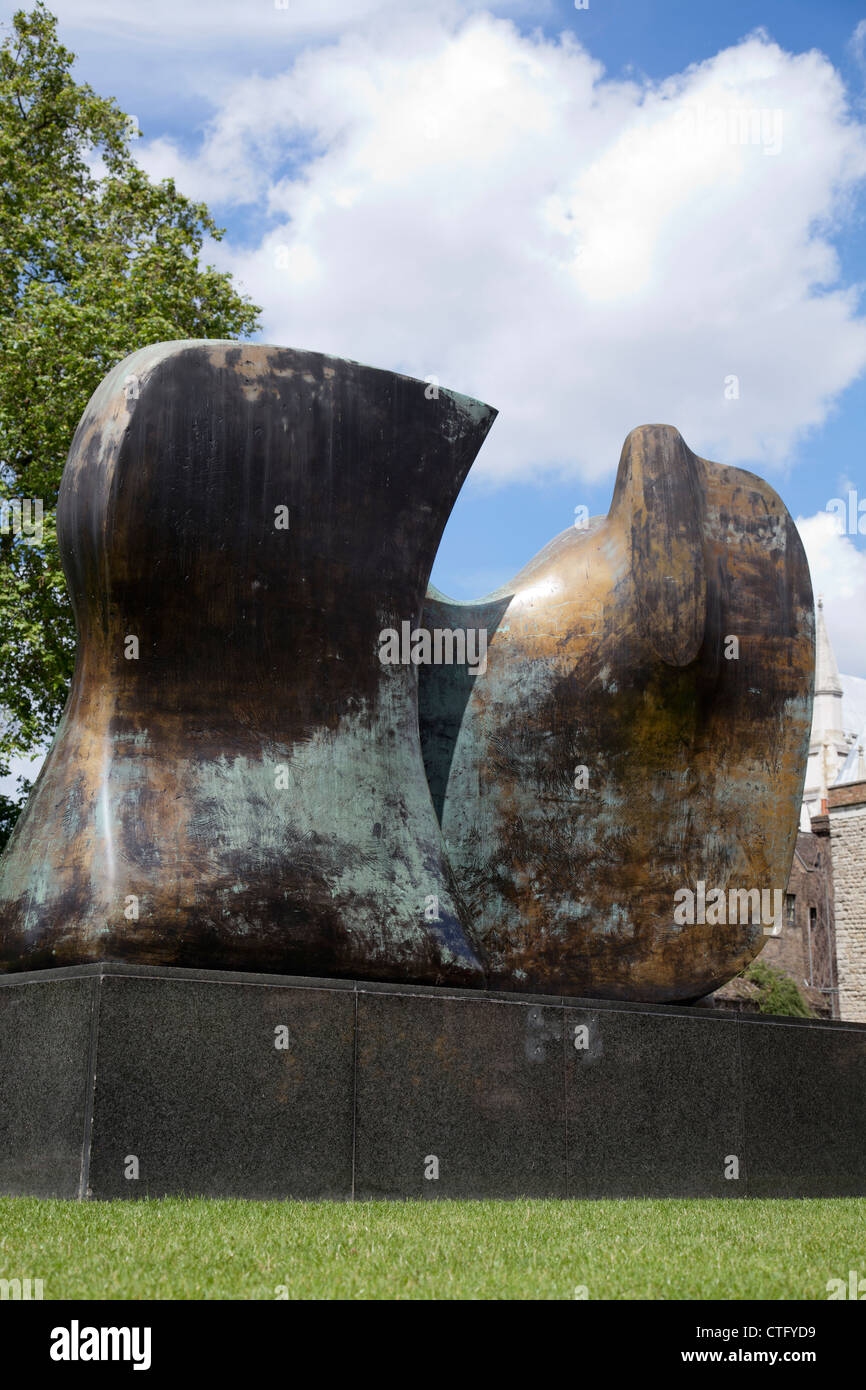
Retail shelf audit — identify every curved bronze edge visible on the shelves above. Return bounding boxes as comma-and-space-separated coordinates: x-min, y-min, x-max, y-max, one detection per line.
0, 342, 495, 985
420, 423, 814, 1003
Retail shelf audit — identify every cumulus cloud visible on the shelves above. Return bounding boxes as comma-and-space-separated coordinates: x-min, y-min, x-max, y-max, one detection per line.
37, 0, 472, 43
796, 509, 866, 676
132, 14, 866, 483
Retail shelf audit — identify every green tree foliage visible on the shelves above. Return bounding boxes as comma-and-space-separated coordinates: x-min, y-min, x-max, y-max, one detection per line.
744, 958, 813, 1018
0, 4, 260, 846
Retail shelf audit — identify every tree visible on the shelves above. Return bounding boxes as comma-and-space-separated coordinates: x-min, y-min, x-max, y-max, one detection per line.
0, 3, 261, 847
744, 958, 813, 1018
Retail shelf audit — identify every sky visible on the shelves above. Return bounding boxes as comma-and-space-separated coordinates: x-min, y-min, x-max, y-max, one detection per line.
3, 0, 866, 697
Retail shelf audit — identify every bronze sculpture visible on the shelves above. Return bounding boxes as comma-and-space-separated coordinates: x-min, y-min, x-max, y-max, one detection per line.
419, 423, 814, 1001
0, 342, 492, 984
0, 345, 814, 1001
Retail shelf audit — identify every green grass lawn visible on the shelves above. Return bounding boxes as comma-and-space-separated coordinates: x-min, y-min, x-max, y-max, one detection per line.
2, 1196, 864, 1299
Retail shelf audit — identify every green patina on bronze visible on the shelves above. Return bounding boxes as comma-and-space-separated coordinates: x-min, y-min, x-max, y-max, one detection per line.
0, 352, 814, 1004
0, 341, 495, 984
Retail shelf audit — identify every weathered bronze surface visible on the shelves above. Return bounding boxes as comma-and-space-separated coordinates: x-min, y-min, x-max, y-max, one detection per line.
0, 341, 494, 984
419, 424, 815, 1001
0, 344, 814, 1003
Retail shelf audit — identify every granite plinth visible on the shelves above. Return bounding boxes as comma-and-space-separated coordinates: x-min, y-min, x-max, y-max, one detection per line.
1, 964, 864, 1200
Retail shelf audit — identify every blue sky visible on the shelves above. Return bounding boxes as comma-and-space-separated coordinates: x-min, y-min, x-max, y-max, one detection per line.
5, 0, 866, 678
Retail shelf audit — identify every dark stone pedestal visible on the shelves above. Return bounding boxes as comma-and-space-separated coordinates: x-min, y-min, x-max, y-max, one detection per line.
2, 964, 865, 1200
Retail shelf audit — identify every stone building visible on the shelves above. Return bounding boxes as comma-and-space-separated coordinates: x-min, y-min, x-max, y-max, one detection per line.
801, 599, 866, 822
828, 775, 866, 1022
811, 602, 866, 1022
706, 600, 865, 1019
760, 820, 836, 1017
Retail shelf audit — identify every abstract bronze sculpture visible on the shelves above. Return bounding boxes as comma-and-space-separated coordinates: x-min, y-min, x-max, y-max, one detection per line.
419, 424, 814, 1001
0, 345, 814, 1002
0, 342, 492, 984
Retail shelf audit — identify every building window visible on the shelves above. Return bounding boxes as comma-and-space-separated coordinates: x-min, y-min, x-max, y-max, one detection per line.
785, 893, 796, 926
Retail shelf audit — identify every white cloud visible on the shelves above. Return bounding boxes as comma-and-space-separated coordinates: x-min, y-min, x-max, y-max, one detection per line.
797, 510, 866, 677
17, 0, 534, 127
31, 0, 471, 43
128, 16, 866, 484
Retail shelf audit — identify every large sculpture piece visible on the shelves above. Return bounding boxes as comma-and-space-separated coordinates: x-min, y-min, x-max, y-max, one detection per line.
0, 342, 493, 984
0, 344, 814, 1002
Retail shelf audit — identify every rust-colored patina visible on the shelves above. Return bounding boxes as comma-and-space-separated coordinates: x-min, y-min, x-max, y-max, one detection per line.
0, 341, 494, 984
419, 424, 815, 1001
0, 343, 814, 1004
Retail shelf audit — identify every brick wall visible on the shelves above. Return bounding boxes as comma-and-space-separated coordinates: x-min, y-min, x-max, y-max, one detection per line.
828, 781, 866, 1023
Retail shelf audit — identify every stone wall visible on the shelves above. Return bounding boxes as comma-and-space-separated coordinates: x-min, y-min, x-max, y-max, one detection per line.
702, 826, 837, 1017
828, 781, 866, 1023
761, 823, 837, 1018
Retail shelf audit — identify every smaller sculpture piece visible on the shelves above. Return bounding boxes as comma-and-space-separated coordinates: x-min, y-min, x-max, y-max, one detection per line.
419, 423, 814, 1001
